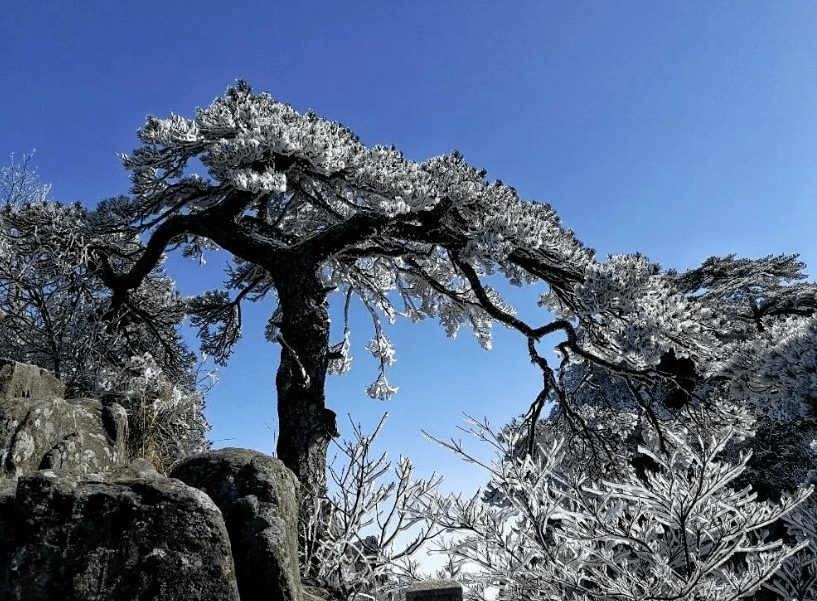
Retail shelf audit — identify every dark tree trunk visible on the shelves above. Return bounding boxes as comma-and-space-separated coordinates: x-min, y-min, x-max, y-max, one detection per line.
273, 265, 338, 503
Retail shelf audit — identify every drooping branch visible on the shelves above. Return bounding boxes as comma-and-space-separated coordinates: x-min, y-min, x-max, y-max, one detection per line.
451, 252, 577, 345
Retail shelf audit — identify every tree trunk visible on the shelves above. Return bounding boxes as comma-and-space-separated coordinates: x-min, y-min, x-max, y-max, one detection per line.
273, 267, 338, 505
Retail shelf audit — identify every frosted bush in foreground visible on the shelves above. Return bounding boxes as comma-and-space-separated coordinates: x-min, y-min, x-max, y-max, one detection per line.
296, 406, 815, 601
99, 352, 211, 473
301, 414, 445, 600
418, 410, 812, 601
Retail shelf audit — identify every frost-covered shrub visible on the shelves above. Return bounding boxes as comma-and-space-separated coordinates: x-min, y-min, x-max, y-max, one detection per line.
294, 399, 817, 601
300, 415, 443, 601
419, 410, 812, 601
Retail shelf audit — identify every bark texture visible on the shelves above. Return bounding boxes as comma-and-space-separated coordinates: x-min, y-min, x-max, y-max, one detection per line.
273, 264, 338, 499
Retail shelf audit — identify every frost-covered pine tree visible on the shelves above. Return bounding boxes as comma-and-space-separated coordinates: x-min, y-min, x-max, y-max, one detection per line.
95, 81, 600, 504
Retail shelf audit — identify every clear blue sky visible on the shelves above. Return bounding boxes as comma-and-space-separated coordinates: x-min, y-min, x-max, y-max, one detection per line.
3, 1, 817, 503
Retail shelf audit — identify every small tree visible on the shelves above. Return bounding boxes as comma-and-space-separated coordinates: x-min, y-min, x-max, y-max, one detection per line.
0, 199, 193, 393
301, 414, 444, 600
0, 154, 210, 467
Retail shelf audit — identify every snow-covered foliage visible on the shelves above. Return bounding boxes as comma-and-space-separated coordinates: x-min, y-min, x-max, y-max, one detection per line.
0, 151, 50, 207
301, 414, 443, 600
762, 493, 817, 601
114, 81, 596, 401
541, 254, 717, 371
0, 198, 191, 395
722, 315, 817, 423
670, 254, 817, 422
419, 412, 812, 601
299, 402, 817, 601
0, 157, 211, 472
98, 352, 211, 472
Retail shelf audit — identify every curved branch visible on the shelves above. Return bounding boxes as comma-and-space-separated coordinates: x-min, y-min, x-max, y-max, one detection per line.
451, 252, 575, 342
93, 191, 280, 312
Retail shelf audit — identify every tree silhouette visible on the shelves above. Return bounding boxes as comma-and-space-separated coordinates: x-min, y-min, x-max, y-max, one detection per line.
93, 81, 595, 511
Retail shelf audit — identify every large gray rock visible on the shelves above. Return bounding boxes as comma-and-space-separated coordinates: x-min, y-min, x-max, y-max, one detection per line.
0, 358, 65, 401
0, 394, 128, 479
0, 359, 128, 480
0, 469, 240, 601
172, 447, 302, 601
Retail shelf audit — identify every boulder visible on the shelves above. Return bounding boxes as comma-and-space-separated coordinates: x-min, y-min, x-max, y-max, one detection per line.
111, 457, 163, 480
0, 469, 240, 601
0, 394, 129, 479
0, 359, 128, 479
171, 447, 302, 601
0, 358, 65, 401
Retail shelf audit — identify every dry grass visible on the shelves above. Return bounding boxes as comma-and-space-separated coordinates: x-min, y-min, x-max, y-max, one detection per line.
125, 382, 183, 476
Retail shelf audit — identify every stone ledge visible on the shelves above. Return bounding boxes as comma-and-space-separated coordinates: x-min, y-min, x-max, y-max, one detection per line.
405, 579, 463, 601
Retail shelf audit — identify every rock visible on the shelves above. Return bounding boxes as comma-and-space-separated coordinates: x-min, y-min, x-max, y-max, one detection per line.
0, 360, 308, 601
405, 580, 463, 601
111, 457, 163, 480
302, 584, 335, 600
0, 358, 65, 401
0, 359, 128, 480
0, 394, 129, 479
0, 479, 15, 555
171, 447, 302, 601
0, 470, 240, 601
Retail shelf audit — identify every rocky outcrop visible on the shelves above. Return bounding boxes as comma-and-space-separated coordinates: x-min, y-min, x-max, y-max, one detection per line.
0, 359, 128, 479
171, 447, 302, 601
0, 359, 321, 601
0, 468, 240, 601
0, 358, 65, 401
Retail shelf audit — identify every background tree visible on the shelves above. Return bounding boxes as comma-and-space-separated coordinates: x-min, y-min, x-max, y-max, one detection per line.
494, 253, 817, 490
480, 253, 817, 600
0, 153, 210, 468
0, 151, 50, 208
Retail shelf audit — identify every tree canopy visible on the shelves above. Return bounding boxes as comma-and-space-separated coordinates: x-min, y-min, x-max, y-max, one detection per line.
92, 82, 817, 527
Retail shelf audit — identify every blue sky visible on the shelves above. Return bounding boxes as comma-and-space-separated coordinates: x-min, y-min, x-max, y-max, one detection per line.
3, 1, 817, 503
